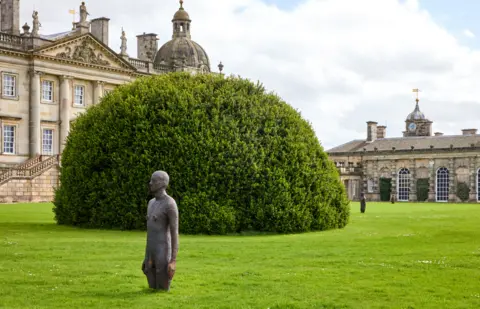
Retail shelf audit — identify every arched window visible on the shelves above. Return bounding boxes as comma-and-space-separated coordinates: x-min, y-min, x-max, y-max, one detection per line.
436, 167, 449, 202
397, 168, 410, 201
477, 169, 480, 202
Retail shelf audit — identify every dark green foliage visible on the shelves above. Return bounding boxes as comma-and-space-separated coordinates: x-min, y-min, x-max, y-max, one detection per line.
379, 178, 392, 201
53, 73, 349, 234
416, 179, 429, 202
456, 182, 470, 202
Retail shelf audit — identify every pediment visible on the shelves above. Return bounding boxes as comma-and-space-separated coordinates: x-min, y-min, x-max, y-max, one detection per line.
35, 34, 134, 70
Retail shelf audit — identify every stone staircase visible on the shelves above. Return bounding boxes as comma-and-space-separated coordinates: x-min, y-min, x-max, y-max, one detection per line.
0, 155, 60, 185
0, 155, 61, 203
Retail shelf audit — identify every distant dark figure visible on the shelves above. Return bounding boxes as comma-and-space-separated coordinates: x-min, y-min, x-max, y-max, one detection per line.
360, 193, 366, 213
390, 193, 395, 204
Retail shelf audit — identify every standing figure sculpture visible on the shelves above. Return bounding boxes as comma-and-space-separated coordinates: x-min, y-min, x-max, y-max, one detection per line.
142, 171, 179, 291
79, 2, 89, 23
120, 28, 128, 56
360, 192, 366, 213
31, 11, 41, 37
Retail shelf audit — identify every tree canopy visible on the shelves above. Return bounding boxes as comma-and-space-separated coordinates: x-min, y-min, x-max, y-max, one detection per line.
53, 73, 349, 234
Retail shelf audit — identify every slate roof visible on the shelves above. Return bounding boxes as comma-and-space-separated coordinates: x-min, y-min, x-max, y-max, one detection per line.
327, 135, 480, 154
406, 102, 427, 121
327, 139, 367, 153
40, 30, 77, 41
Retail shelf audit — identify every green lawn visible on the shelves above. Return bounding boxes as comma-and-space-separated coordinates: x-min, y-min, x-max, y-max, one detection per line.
1, 203, 479, 309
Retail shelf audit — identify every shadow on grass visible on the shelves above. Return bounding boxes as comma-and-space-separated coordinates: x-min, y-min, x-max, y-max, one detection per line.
1, 222, 145, 235
1, 222, 64, 232
73, 287, 171, 299
2, 221, 347, 240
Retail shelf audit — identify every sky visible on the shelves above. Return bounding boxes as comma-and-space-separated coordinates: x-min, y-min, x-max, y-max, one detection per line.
18, 0, 480, 149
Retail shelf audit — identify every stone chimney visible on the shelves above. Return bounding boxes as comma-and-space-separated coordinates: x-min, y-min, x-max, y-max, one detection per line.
136, 33, 158, 61
462, 129, 477, 136
377, 126, 386, 139
366, 121, 378, 142
90, 17, 110, 45
434, 132, 444, 136
1, 0, 20, 35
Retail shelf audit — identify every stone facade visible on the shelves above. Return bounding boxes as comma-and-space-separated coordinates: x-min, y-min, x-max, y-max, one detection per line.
328, 99, 480, 203
0, 163, 59, 203
0, 1, 220, 203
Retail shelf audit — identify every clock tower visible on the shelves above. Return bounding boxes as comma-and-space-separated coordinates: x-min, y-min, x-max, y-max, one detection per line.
403, 96, 432, 137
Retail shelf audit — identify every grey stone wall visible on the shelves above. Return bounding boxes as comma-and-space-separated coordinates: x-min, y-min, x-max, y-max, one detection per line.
0, 166, 59, 202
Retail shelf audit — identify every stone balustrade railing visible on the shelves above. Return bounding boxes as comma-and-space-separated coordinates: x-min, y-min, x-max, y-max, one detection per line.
0, 33, 35, 50
0, 170, 13, 184
338, 167, 363, 173
0, 32, 24, 45
0, 155, 60, 186
16, 155, 42, 170
128, 58, 149, 69
153, 63, 170, 73
127, 57, 214, 75
30, 156, 58, 176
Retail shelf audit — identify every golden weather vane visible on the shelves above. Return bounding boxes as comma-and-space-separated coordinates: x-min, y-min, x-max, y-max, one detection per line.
412, 88, 421, 102
69, 9, 76, 23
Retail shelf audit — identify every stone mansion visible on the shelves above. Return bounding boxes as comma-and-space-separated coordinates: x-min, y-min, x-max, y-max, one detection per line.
0, 0, 218, 202
328, 97, 480, 203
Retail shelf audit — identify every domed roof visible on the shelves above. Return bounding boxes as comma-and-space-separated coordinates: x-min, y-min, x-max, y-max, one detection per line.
173, 1, 190, 21
173, 8, 190, 21
154, 37, 210, 70
406, 99, 426, 121
154, 0, 210, 72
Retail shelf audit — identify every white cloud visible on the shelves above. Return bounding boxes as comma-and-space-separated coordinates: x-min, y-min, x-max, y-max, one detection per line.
463, 29, 475, 38
19, 0, 480, 149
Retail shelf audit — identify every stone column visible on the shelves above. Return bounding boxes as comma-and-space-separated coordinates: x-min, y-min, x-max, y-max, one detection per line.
354, 178, 360, 200
410, 159, 417, 201
93, 81, 104, 105
374, 160, 380, 201
29, 70, 43, 157
391, 160, 397, 199
469, 156, 477, 202
427, 159, 435, 201
59, 76, 73, 153
477, 157, 480, 202
448, 158, 455, 202
363, 160, 373, 199
362, 160, 369, 195
345, 179, 351, 200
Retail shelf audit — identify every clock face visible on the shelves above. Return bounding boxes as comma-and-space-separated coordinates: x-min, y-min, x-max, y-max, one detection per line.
408, 123, 417, 131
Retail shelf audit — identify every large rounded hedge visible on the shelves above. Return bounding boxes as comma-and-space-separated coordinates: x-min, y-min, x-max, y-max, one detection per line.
53, 73, 349, 234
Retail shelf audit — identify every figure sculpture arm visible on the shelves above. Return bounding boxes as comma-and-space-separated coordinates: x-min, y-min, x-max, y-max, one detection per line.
167, 201, 179, 280
168, 201, 179, 261
142, 199, 153, 273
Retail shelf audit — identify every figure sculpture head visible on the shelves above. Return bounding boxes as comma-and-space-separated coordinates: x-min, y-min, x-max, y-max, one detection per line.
149, 171, 169, 194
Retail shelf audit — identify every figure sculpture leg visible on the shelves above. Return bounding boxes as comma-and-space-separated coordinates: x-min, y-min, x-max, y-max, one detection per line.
145, 268, 157, 289
143, 259, 157, 289
143, 258, 170, 290
155, 266, 171, 290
